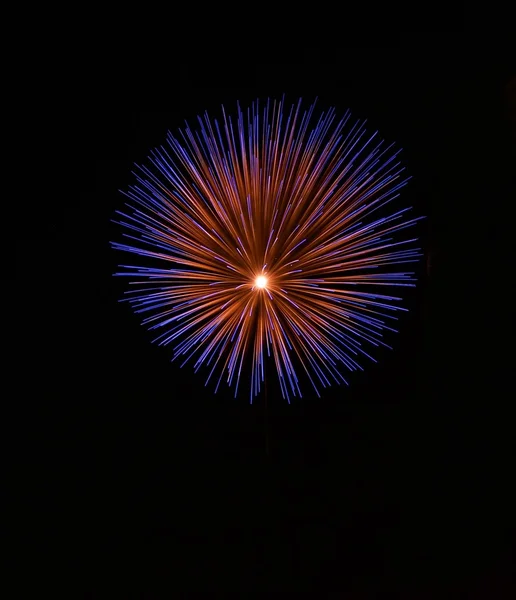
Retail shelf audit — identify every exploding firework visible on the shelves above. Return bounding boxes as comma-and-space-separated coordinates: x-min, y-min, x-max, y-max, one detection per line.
111, 98, 424, 402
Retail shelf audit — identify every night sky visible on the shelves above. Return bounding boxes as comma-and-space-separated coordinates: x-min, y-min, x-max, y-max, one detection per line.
19, 39, 514, 596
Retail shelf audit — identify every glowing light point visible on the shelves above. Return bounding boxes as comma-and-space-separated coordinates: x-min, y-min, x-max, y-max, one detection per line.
255, 275, 268, 289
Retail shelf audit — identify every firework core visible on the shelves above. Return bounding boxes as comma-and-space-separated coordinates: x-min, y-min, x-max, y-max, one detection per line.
255, 275, 268, 289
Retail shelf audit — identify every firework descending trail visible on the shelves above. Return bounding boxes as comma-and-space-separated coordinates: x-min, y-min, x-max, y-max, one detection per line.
112, 98, 424, 402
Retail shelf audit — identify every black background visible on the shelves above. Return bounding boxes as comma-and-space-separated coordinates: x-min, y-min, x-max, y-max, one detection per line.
18, 36, 515, 596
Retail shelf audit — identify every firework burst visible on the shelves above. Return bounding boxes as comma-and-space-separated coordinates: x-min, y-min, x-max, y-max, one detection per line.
111, 98, 424, 402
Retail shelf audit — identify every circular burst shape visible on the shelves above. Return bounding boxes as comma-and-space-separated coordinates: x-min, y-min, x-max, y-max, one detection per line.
112, 98, 424, 402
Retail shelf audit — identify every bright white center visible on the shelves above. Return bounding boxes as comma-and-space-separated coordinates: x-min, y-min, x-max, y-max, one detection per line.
255, 275, 267, 289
